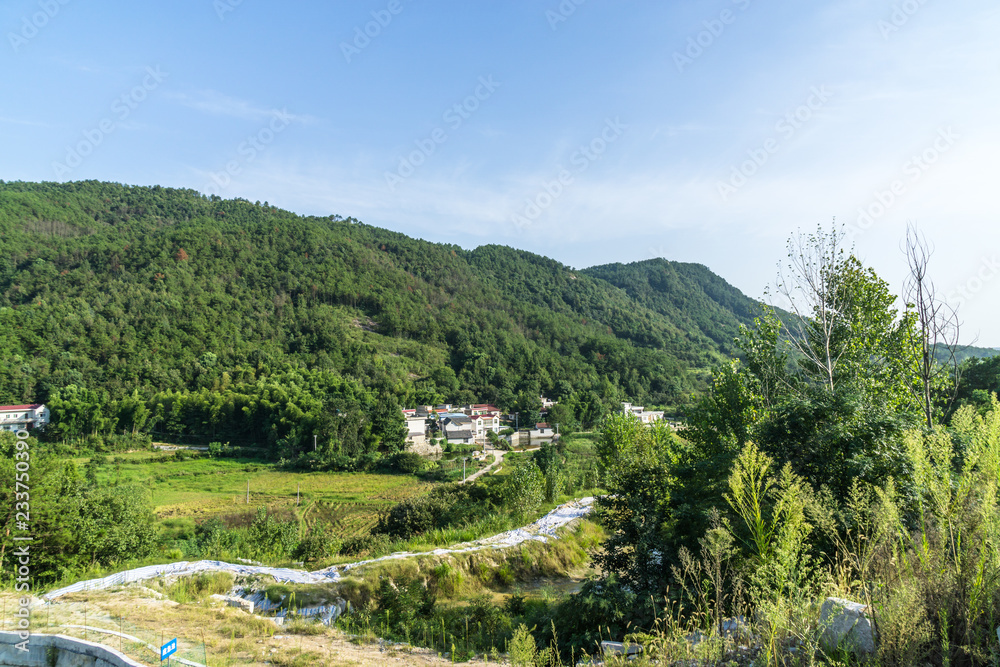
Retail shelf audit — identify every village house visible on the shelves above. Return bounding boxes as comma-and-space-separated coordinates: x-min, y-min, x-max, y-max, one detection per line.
0, 404, 50, 432
403, 403, 504, 448
621, 401, 665, 424
404, 415, 429, 447
445, 428, 475, 445
464, 403, 500, 416
439, 412, 475, 444
533, 422, 554, 436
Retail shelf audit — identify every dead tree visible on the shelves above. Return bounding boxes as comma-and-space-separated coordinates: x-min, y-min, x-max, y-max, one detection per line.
902, 224, 963, 427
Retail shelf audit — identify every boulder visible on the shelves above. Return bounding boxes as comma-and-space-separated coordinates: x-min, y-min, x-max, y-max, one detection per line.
819, 597, 876, 654
600, 640, 642, 656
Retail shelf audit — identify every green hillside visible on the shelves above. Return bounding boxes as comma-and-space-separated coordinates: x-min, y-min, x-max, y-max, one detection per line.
582, 258, 763, 356
0, 180, 766, 459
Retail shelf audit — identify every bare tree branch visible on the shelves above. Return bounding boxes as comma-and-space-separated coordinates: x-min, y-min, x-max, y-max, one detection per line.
773, 222, 850, 393
902, 223, 963, 427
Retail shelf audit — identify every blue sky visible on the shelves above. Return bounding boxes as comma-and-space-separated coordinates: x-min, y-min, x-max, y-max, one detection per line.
3, 0, 1000, 343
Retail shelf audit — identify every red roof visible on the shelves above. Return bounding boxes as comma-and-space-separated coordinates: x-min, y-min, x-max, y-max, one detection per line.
0, 404, 43, 411
536, 423, 550, 429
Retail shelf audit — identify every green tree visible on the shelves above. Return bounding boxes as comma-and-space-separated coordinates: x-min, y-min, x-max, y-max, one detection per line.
592, 413, 680, 601
501, 461, 544, 519
76, 485, 157, 566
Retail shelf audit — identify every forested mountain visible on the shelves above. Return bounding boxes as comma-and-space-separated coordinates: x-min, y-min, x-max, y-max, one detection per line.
0, 181, 762, 459
583, 259, 762, 356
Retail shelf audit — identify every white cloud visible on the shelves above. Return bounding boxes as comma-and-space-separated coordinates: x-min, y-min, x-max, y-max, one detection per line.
164, 90, 315, 124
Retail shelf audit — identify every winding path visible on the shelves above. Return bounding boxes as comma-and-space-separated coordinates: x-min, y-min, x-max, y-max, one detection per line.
44, 496, 594, 601
461, 446, 539, 484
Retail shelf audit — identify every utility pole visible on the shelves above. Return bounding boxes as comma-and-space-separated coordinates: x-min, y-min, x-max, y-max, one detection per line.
246, 479, 249, 504
313, 434, 317, 452
463, 457, 467, 482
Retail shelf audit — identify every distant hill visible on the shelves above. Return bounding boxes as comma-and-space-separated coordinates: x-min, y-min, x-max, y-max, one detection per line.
582, 259, 764, 357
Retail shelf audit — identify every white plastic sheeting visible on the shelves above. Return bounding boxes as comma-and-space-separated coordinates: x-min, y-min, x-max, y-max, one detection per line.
45, 497, 595, 600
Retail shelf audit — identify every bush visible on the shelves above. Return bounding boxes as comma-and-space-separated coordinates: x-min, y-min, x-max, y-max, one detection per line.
340, 533, 393, 558
293, 523, 340, 562
468, 595, 511, 636
208, 441, 231, 458
375, 495, 447, 539
389, 451, 427, 474
375, 576, 436, 630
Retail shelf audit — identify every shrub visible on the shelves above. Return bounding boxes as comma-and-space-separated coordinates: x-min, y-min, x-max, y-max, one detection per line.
375, 496, 444, 539
468, 595, 511, 636
390, 451, 427, 474
207, 441, 231, 457
375, 576, 436, 631
293, 523, 340, 562
339, 533, 393, 558
507, 624, 538, 667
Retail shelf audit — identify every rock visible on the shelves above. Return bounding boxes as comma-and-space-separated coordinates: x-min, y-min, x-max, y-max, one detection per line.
210, 593, 255, 613
600, 640, 642, 656
819, 597, 876, 654
720, 616, 749, 638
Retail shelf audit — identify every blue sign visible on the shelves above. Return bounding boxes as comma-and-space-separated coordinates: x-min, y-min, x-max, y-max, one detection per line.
160, 638, 177, 661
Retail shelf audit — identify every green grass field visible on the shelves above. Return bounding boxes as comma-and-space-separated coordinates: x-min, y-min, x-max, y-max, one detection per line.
85, 432, 601, 546
91, 451, 434, 539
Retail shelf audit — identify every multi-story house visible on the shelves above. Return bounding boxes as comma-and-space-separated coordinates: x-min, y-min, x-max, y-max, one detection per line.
0, 404, 50, 432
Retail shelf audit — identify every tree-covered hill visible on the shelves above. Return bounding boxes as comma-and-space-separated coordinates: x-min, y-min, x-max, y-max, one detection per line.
0, 180, 768, 458
582, 259, 764, 356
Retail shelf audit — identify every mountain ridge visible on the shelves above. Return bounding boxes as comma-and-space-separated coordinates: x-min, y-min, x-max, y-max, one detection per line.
1, 180, 993, 430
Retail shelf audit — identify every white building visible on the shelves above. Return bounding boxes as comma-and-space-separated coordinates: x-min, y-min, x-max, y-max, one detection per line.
440, 413, 474, 442
0, 404, 50, 432
405, 416, 429, 446
533, 422, 554, 437
471, 413, 501, 439
621, 402, 664, 424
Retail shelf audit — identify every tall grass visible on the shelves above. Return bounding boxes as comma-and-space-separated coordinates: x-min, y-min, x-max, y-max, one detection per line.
645, 399, 1000, 666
